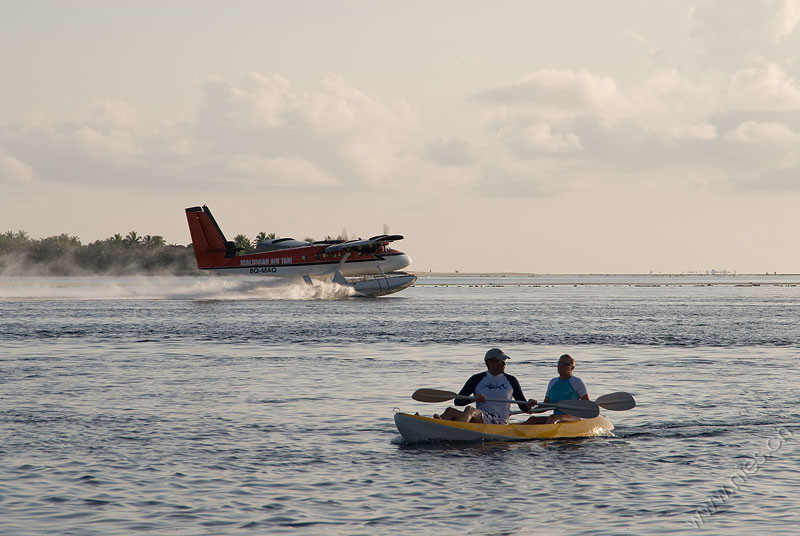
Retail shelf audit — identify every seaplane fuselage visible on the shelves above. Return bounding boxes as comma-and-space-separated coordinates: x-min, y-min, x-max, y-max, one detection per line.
198, 246, 411, 278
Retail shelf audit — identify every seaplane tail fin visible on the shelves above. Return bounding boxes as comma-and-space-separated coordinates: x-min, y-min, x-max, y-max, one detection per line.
185, 205, 240, 268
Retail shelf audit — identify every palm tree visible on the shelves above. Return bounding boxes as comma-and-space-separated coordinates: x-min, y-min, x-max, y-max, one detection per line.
233, 234, 252, 254
142, 235, 166, 247
0, 230, 24, 252
124, 231, 141, 246
253, 231, 277, 248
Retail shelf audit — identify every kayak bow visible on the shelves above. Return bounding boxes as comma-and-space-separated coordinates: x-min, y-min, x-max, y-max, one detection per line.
394, 412, 613, 443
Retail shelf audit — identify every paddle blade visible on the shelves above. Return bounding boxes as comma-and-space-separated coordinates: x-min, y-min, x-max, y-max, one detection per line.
412, 388, 461, 403
595, 392, 636, 411
554, 399, 600, 419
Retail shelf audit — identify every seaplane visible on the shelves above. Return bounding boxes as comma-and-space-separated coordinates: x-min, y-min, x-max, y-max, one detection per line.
185, 205, 417, 297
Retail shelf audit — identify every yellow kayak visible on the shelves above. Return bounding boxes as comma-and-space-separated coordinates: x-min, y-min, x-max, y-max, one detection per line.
394, 412, 613, 443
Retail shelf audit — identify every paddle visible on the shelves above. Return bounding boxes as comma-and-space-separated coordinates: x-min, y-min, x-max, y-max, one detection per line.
510, 391, 636, 415
411, 388, 600, 419
595, 391, 636, 411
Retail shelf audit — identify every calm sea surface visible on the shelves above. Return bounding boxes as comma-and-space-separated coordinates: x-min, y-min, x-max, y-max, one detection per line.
1, 274, 799, 535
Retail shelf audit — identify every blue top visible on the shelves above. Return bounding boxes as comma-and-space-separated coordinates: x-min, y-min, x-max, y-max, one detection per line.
546, 376, 587, 415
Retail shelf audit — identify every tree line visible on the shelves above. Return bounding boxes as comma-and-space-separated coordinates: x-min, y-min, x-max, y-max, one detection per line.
0, 230, 196, 276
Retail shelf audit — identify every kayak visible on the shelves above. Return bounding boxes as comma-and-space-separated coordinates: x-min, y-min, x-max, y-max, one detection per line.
394, 412, 613, 443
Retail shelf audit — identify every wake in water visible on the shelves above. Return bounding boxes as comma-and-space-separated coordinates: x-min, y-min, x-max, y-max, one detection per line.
0, 275, 357, 300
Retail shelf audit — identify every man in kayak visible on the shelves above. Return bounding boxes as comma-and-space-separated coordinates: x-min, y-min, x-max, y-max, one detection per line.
434, 348, 536, 424
523, 354, 589, 424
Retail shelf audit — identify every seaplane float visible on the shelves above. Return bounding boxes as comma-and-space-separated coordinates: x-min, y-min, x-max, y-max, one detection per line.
394, 389, 636, 443
185, 205, 416, 297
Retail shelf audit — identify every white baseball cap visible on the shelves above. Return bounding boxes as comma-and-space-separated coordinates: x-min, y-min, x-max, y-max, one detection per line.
484, 348, 510, 361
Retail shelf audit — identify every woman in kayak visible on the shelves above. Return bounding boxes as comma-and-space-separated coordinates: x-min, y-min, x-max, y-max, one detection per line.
433, 348, 536, 424
523, 354, 590, 424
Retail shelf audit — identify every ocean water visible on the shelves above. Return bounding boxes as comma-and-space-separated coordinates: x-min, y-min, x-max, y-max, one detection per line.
1, 275, 799, 535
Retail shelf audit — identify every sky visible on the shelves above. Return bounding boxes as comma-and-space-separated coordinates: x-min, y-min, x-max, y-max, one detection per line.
2, 0, 800, 274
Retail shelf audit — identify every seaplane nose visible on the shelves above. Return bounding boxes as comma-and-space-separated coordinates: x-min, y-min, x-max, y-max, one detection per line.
396, 253, 411, 270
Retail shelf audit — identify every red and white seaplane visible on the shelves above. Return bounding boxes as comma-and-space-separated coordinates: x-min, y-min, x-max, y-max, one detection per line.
185, 205, 416, 296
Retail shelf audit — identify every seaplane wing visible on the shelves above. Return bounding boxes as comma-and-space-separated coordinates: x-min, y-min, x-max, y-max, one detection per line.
323, 235, 404, 255
185, 205, 416, 297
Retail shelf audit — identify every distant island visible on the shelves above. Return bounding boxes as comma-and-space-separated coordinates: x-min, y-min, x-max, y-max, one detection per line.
0, 230, 200, 276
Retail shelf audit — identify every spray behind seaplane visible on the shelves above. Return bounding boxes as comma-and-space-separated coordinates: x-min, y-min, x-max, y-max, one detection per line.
185, 205, 416, 297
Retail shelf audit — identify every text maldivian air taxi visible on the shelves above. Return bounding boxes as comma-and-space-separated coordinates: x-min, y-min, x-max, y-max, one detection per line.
185, 205, 416, 296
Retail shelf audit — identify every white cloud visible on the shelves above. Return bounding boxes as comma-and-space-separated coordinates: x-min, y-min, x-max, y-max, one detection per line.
71, 126, 143, 163
775, 0, 800, 43
519, 123, 582, 153
0, 153, 34, 184
726, 120, 800, 143
192, 72, 419, 189
476, 69, 621, 119
90, 99, 141, 130
677, 122, 718, 140
197, 72, 417, 133
638, 68, 717, 114
226, 154, 338, 186
309, 73, 417, 131
345, 134, 401, 183
0, 73, 423, 192
729, 59, 800, 111
198, 73, 294, 129
147, 120, 196, 157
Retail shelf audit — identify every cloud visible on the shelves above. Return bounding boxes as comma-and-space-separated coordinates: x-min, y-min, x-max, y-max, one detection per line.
0, 153, 35, 184
196, 72, 416, 133
490, 122, 583, 158
71, 126, 143, 163
726, 120, 800, 143
420, 138, 474, 166
728, 58, 800, 111
476, 69, 621, 119
519, 123, 582, 153
226, 154, 338, 186
469, 8, 800, 195
689, 0, 793, 66
191, 72, 419, 189
0, 73, 421, 193
4, 6, 800, 207
90, 99, 141, 130
775, 0, 800, 43
196, 73, 294, 129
